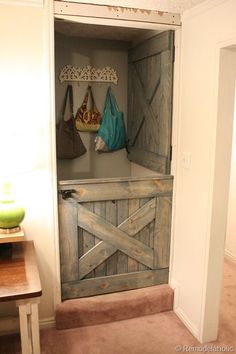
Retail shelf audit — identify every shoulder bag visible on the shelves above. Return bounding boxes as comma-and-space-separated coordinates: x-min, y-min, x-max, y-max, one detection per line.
56, 85, 87, 159
75, 86, 101, 132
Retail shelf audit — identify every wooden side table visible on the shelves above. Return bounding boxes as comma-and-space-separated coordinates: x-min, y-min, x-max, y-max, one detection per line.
0, 241, 42, 354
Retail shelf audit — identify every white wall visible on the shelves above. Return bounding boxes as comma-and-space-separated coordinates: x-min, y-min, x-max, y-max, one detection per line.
55, 33, 131, 180
0, 1, 56, 326
225, 50, 236, 261
171, 0, 236, 343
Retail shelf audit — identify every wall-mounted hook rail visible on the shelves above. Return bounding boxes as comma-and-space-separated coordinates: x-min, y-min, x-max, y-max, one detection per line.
59, 65, 118, 85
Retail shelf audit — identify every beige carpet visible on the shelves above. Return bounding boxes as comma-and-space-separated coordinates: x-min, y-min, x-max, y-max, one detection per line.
0, 258, 235, 354
56, 284, 174, 330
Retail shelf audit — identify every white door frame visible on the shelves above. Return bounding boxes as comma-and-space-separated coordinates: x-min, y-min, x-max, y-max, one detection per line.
199, 36, 236, 342
49, 0, 181, 331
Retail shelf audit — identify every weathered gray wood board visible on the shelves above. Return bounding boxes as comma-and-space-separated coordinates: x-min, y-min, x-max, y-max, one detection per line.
78, 198, 156, 279
127, 31, 174, 174
59, 176, 173, 202
58, 176, 173, 299
62, 269, 169, 299
59, 199, 78, 283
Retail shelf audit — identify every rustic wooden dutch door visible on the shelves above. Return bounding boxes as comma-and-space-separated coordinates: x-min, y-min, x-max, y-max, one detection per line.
127, 30, 174, 174
58, 176, 173, 299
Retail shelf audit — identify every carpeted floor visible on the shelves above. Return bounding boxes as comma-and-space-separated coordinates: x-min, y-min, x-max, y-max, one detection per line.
0, 258, 235, 354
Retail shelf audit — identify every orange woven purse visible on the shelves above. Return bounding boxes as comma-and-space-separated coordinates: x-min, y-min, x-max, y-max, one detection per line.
75, 86, 101, 132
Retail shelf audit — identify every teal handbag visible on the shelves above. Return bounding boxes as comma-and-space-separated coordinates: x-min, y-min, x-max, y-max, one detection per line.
95, 87, 126, 152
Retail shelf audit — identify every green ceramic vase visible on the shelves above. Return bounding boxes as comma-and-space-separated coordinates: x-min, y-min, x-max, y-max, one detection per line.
0, 201, 25, 229
0, 182, 25, 229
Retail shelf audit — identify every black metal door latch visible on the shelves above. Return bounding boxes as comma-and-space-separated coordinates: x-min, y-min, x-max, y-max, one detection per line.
59, 189, 76, 200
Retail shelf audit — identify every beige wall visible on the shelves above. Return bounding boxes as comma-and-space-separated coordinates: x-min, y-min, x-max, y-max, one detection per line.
224, 49, 236, 260
0, 1, 56, 324
55, 33, 131, 180
171, 0, 236, 342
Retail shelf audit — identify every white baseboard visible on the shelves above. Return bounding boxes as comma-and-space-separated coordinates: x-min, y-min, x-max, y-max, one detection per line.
0, 316, 55, 336
225, 249, 236, 263
39, 316, 55, 330
174, 306, 199, 340
170, 278, 199, 341
169, 278, 180, 310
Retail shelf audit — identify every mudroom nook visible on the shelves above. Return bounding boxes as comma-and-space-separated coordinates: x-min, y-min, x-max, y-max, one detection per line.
1, 0, 236, 351
54, 15, 175, 301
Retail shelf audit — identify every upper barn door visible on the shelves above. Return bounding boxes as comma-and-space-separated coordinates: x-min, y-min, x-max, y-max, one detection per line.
127, 31, 174, 174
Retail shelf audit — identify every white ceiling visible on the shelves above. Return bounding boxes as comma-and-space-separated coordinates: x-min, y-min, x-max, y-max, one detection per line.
55, 0, 207, 42
58, 0, 207, 14
142, 0, 207, 13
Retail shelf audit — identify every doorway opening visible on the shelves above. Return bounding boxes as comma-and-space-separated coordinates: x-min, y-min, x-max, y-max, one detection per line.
53, 3, 180, 302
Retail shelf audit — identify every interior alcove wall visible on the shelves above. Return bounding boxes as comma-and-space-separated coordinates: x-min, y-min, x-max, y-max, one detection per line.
55, 32, 131, 180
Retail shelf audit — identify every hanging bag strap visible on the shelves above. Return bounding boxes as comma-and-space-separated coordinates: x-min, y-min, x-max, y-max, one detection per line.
87, 86, 99, 113
80, 87, 89, 112
61, 85, 74, 120
103, 87, 112, 114
106, 87, 120, 115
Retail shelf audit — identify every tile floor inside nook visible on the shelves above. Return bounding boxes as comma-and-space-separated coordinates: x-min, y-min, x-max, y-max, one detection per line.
0, 258, 235, 354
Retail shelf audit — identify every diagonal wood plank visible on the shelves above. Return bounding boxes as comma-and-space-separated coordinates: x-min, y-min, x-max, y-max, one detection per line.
79, 199, 156, 278
79, 198, 156, 278
129, 63, 159, 146
128, 147, 167, 174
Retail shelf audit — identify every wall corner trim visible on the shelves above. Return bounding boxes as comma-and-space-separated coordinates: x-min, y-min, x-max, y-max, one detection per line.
170, 279, 200, 341
169, 278, 180, 310
174, 307, 200, 341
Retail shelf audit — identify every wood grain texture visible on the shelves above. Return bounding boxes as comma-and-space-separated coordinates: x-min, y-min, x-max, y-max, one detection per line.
59, 175, 173, 186
59, 177, 173, 202
129, 63, 159, 147
138, 198, 150, 271
78, 198, 156, 278
58, 197, 79, 283
82, 202, 95, 279
105, 200, 117, 276
154, 196, 172, 269
128, 148, 167, 175
94, 201, 107, 277
127, 31, 174, 174
0, 241, 42, 302
59, 176, 173, 299
117, 200, 129, 274
77, 204, 154, 269
129, 31, 173, 63
127, 199, 140, 273
62, 268, 169, 299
